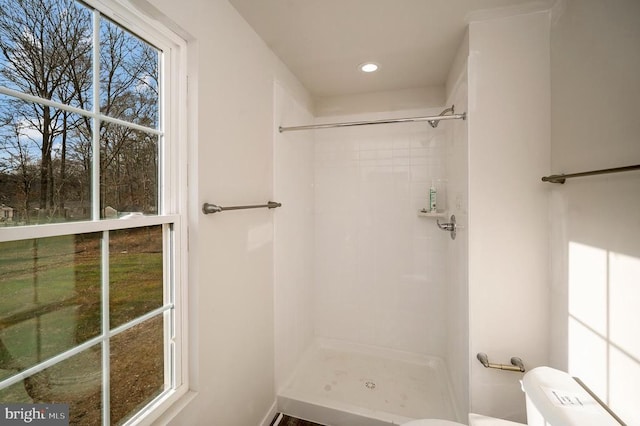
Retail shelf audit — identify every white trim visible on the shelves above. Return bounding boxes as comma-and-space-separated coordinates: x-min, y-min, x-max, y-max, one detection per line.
101, 230, 111, 426
260, 400, 279, 426
85, 0, 188, 52
92, 10, 102, 222
134, 389, 196, 426
181, 37, 197, 404
97, 1, 192, 424
164, 224, 175, 392
0, 215, 180, 242
154, 6, 192, 410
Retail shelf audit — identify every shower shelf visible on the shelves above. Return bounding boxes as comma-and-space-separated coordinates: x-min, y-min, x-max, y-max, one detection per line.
417, 209, 446, 218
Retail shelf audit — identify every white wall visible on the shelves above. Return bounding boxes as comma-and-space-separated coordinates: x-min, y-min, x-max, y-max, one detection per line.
129, 1, 640, 425
549, 1, 640, 424
143, 1, 313, 425
273, 83, 315, 392
314, 87, 445, 117
467, 11, 551, 422
444, 31, 470, 416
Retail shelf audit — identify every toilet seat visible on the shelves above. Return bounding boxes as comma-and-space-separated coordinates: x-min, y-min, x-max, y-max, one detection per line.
402, 420, 466, 426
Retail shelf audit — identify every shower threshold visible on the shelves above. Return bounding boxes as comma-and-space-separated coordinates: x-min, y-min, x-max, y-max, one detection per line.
277, 339, 459, 426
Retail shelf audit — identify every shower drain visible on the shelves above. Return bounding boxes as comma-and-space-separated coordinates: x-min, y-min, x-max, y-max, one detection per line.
364, 380, 376, 390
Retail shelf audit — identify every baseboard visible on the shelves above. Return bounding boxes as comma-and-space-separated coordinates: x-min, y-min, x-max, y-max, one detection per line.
260, 399, 279, 426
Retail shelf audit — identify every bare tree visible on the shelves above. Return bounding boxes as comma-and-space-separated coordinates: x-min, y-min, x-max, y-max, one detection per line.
0, 0, 159, 221
99, 20, 158, 214
0, 0, 92, 215
0, 114, 38, 222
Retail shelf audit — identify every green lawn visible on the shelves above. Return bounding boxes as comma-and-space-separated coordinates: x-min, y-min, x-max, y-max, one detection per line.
0, 226, 164, 377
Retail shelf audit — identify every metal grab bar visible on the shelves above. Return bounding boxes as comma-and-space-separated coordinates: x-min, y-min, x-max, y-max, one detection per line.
542, 164, 640, 184
202, 201, 282, 215
477, 352, 525, 373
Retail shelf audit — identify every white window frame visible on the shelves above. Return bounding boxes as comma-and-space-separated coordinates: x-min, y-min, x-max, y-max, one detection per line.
0, 0, 190, 424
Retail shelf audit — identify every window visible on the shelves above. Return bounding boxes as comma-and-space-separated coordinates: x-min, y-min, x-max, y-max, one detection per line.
0, 0, 188, 424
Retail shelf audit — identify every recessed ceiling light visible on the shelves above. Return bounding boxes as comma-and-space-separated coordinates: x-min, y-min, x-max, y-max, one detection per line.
359, 62, 379, 73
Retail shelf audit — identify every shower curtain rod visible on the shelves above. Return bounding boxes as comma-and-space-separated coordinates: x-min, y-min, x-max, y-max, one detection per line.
278, 109, 466, 133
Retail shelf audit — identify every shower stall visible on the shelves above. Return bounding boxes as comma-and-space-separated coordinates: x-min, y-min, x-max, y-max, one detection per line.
273, 73, 469, 425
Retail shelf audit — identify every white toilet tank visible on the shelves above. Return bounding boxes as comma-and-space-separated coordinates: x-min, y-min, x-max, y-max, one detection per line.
522, 366, 623, 426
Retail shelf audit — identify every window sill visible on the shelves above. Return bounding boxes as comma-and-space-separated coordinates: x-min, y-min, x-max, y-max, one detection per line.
129, 386, 196, 426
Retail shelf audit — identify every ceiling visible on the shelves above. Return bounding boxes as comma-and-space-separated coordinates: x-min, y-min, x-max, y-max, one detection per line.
228, 0, 542, 98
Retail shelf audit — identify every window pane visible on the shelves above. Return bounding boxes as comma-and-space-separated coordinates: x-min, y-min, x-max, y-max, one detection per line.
1, 1, 176, 424
110, 316, 164, 425
0, 234, 102, 378
109, 226, 163, 328
0, 0, 94, 111
0, 347, 103, 424
100, 18, 159, 129
0, 94, 93, 226
100, 122, 158, 217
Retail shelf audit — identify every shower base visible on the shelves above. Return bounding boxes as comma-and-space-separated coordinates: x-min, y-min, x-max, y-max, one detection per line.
277, 339, 459, 426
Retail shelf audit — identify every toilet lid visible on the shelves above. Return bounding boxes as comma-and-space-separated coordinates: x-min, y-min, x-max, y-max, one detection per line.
402, 420, 466, 426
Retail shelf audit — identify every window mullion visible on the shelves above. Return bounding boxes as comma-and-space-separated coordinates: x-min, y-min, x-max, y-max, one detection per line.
101, 229, 111, 426
165, 224, 175, 390
94, 21, 109, 424
92, 10, 101, 222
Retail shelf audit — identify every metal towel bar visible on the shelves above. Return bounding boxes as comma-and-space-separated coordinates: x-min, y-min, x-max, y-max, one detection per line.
202, 201, 282, 215
542, 164, 640, 184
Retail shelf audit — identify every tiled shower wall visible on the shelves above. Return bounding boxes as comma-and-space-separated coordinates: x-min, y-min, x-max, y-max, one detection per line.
314, 108, 450, 357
